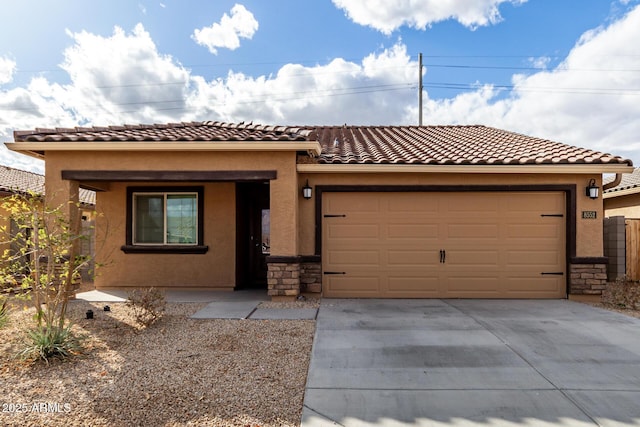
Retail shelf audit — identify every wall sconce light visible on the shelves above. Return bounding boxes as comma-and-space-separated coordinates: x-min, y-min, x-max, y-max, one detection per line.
586, 179, 599, 199
302, 180, 313, 200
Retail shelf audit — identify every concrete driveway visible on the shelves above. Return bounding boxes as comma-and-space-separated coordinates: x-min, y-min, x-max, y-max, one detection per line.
301, 299, 640, 427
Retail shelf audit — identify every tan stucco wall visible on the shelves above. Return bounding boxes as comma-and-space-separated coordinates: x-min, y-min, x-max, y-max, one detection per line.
298, 172, 604, 258
94, 181, 236, 288
41, 146, 607, 288
44, 150, 298, 289
605, 193, 640, 219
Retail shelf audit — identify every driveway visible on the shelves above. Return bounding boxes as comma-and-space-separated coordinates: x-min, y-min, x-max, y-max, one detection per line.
301, 299, 640, 427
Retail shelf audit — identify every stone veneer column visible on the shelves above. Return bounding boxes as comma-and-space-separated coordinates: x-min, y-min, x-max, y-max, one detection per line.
569, 257, 608, 295
300, 255, 322, 294
266, 256, 301, 299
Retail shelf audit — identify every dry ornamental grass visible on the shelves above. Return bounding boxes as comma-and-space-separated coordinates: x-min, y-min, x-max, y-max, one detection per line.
0, 299, 315, 427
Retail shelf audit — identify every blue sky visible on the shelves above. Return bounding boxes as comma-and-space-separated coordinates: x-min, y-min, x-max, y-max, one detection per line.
1, 0, 639, 172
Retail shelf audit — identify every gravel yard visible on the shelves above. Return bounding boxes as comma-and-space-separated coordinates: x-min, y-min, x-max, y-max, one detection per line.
0, 298, 316, 427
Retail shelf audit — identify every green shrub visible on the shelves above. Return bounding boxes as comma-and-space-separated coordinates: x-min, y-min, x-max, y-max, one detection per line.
126, 287, 166, 327
18, 324, 84, 364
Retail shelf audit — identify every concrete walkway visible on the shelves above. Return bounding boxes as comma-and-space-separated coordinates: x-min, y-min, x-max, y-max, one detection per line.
301, 299, 640, 427
75, 289, 318, 319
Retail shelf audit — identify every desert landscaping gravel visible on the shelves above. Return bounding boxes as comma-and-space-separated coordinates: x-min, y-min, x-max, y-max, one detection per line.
1, 299, 316, 427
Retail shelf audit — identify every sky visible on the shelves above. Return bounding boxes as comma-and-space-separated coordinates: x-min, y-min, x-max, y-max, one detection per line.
1, 0, 639, 173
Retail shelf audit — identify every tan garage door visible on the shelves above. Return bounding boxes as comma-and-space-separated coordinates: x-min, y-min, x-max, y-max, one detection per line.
322, 191, 566, 298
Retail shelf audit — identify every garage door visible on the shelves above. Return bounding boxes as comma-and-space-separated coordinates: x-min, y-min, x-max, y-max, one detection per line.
322, 191, 566, 298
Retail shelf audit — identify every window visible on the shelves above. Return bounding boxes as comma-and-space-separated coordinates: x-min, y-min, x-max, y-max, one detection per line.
123, 186, 207, 254
134, 193, 197, 244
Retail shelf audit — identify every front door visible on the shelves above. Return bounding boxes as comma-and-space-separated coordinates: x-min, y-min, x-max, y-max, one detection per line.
236, 182, 270, 289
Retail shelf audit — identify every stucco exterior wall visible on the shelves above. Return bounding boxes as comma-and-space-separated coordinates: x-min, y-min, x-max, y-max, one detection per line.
605, 193, 640, 219
41, 146, 607, 291
298, 172, 604, 259
94, 181, 236, 288
44, 150, 298, 289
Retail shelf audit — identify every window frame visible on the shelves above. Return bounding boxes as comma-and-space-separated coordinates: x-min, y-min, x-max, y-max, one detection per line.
122, 186, 207, 254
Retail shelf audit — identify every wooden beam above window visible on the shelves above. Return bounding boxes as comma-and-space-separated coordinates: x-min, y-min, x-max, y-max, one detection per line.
61, 170, 277, 182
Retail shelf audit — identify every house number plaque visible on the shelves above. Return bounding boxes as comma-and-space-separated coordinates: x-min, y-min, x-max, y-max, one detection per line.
582, 211, 597, 219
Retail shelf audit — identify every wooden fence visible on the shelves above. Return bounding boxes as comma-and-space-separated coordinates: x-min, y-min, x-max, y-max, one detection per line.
626, 219, 640, 280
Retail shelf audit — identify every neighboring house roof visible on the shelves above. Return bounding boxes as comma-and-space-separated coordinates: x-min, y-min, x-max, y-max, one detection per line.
604, 167, 640, 196
11, 121, 633, 167
0, 165, 96, 206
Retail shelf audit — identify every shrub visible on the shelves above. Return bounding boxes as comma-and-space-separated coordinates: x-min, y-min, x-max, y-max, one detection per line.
126, 287, 166, 327
18, 324, 84, 363
602, 276, 640, 310
0, 298, 8, 328
1, 192, 96, 362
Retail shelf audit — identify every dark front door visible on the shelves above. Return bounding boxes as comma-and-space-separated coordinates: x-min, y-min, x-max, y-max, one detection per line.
236, 182, 270, 289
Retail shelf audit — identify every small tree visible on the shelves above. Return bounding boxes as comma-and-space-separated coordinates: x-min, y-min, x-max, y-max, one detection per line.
0, 191, 93, 362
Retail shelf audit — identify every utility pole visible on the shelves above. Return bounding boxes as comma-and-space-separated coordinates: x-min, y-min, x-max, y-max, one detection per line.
418, 52, 423, 126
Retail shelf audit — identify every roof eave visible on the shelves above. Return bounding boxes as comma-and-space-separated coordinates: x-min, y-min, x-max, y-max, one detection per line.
4, 140, 322, 157
604, 187, 640, 199
297, 163, 634, 174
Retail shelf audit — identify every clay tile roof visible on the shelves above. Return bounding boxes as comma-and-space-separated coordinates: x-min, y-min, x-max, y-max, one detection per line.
604, 167, 640, 194
0, 165, 95, 206
12, 121, 632, 167
13, 121, 313, 143
311, 125, 633, 166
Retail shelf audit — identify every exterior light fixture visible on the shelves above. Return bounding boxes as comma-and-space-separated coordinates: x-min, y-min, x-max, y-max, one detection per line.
586, 179, 599, 199
302, 180, 313, 200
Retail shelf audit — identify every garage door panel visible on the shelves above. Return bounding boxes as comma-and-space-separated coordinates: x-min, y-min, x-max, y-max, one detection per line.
326, 276, 381, 296
506, 192, 564, 210
385, 277, 441, 296
447, 224, 499, 238
507, 250, 563, 266
446, 196, 498, 214
325, 194, 380, 213
388, 195, 439, 213
326, 223, 381, 240
387, 250, 438, 267
445, 276, 501, 294
323, 191, 566, 299
507, 224, 563, 239
326, 250, 380, 267
445, 250, 499, 266
387, 223, 439, 239
504, 276, 564, 293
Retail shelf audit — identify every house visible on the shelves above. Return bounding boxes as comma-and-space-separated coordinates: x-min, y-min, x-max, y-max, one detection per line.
0, 165, 96, 285
603, 168, 640, 281
604, 168, 640, 218
4, 122, 633, 300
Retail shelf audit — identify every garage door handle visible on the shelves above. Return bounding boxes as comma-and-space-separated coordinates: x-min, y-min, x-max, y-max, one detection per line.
324, 271, 346, 275
541, 272, 564, 275
440, 250, 446, 263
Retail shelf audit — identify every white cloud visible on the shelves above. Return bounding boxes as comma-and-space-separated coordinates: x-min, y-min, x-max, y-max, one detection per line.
192, 4, 258, 55
3, 4, 640, 172
0, 56, 16, 85
58, 24, 190, 125
332, 0, 526, 34
421, 5, 640, 162
183, 43, 417, 125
